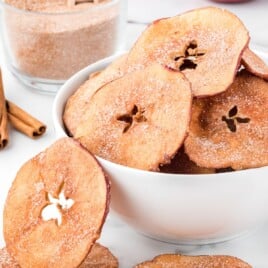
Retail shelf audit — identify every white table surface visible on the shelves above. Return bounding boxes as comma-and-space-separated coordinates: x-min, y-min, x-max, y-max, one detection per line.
0, 1, 268, 267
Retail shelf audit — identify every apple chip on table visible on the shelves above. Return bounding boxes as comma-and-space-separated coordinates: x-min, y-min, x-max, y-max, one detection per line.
3, 138, 111, 268
135, 254, 252, 268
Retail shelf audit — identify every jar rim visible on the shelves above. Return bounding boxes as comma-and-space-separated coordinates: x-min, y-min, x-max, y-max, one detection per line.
0, 0, 119, 16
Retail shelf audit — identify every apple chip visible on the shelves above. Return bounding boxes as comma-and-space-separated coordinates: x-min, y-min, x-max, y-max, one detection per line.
126, 7, 249, 97
242, 47, 268, 80
75, 64, 192, 171
160, 147, 215, 174
0, 243, 118, 268
80, 243, 118, 268
63, 54, 128, 136
4, 138, 110, 268
184, 70, 268, 170
135, 254, 252, 268
0, 248, 19, 268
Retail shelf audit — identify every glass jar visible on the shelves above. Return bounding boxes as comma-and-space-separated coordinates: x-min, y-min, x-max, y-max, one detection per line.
0, 0, 126, 94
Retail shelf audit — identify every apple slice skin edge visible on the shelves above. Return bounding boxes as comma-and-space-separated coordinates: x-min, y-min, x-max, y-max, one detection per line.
242, 47, 268, 80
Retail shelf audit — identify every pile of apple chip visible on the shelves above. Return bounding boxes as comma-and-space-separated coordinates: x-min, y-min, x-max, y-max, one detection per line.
64, 6, 268, 173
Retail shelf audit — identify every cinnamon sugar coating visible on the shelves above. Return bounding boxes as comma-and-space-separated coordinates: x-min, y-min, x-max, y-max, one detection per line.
80, 243, 118, 268
63, 54, 128, 136
135, 254, 252, 268
0, 243, 118, 268
184, 70, 268, 170
4, 0, 120, 80
242, 47, 268, 80
126, 7, 249, 97
5, 0, 111, 12
3, 138, 110, 268
0, 248, 19, 268
75, 64, 192, 171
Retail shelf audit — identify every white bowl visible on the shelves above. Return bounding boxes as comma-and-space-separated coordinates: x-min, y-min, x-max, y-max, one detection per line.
53, 54, 268, 244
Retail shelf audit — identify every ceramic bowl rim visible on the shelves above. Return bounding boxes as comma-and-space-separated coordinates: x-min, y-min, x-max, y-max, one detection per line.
52, 53, 268, 180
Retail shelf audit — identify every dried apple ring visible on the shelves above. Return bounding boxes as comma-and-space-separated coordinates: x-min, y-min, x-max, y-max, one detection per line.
127, 7, 249, 97
135, 254, 252, 268
4, 138, 110, 268
184, 70, 268, 170
63, 53, 128, 136
75, 64, 192, 171
0, 243, 118, 268
242, 47, 268, 80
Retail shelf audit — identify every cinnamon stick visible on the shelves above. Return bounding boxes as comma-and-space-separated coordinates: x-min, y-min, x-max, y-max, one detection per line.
0, 69, 9, 149
6, 100, 46, 138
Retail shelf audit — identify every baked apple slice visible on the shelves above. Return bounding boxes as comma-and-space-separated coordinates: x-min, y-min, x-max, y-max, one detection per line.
75, 64, 192, 171
63, 54, 127, 136
0, 243, 118, 268
127, 7, 249, 97
184, 70, 268, 170
4, 138, 110, 268
242, 47, 268, 80
135, 254, 252, 268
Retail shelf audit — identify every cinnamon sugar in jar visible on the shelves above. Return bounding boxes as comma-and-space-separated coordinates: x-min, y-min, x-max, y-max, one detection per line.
0, 0, 126, 93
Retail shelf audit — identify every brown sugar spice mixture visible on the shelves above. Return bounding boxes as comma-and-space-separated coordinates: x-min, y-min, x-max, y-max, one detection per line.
184, 70, 268, 170
4, 0, 120, 80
